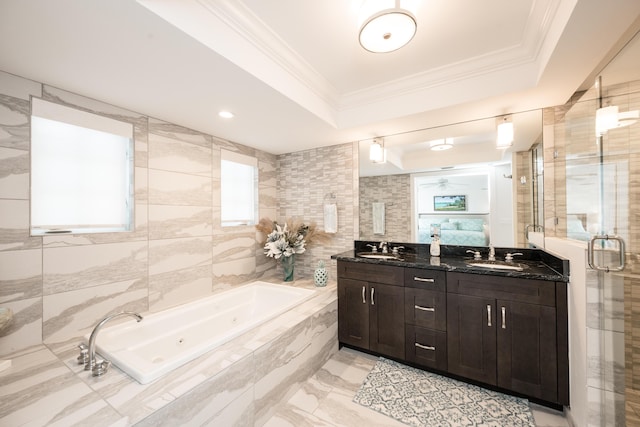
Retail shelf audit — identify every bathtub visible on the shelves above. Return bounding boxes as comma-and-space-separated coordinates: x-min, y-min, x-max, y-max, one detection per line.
88, 282, 316, 384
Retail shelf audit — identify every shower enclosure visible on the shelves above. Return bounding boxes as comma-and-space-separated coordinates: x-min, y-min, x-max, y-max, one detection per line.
546, 29, 640, 426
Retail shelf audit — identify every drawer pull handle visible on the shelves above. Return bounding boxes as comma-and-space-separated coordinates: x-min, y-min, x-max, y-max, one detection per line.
362, 285, 366, 304
501, 306, 506, 329
413, 277, 435, 283
415, 343, 435, 351
371, 287, 375, 306
414, 305, 435, 312
487, 305, 492, 327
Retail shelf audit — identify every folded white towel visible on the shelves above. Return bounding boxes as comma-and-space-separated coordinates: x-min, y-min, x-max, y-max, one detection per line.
372, 202, 385, 235
324, 203, 338, 233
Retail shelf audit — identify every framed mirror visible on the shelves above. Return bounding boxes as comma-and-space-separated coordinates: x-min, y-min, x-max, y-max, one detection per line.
358, 109, 543, 248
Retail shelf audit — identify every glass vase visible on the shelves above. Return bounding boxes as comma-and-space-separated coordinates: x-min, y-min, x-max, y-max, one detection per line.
281, 255, 295, 282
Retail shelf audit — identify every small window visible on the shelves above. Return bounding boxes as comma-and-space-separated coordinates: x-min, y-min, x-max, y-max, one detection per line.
221, 149, 258, 227
30, 98, 134, 235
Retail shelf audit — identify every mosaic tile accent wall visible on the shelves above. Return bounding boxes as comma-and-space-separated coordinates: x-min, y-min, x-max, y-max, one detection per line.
275, 143, 358, 279
0, 70, 277, 356
359, 174, 411, 242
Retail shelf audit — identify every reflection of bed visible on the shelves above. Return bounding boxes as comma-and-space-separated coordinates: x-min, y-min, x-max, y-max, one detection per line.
418, 217, 488, 246
567, 215, 590, 241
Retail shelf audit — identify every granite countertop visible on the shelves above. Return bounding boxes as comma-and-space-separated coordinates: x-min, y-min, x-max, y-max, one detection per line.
332, 246, 569, 282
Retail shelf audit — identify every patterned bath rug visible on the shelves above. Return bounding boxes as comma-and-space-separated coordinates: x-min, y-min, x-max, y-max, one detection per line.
353, 358, 535, 427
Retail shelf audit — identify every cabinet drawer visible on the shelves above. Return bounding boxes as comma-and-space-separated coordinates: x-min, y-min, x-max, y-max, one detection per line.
405, 288, 446, 331
447, 272, 555, 306
337, 260, 404, 286
404, 268, 446, 292
405, 325, 447, 371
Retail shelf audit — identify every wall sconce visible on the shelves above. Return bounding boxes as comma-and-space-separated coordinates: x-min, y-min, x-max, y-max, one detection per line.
430, 137, 453, 151
595, 105, 639, 136
496, 116, 514, 149
359, 0, 417, 53
370, 138, 386, 163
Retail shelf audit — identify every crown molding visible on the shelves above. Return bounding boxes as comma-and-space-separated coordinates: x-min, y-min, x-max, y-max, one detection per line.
139, 0, 565, 129
196, 0, 341, 106
339, 0, 563, 112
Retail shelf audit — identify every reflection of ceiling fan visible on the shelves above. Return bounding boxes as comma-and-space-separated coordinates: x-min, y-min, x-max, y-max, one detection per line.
419, 178, 468, 190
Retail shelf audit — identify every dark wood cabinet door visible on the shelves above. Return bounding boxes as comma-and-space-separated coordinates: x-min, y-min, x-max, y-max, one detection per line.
338, 278, 370, 349
370, 283, 405, 359
497, 300, 558, 402
447, 293, 496, 385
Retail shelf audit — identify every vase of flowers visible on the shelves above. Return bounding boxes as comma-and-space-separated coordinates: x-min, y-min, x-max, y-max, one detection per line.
257, 218, 330, 282
281, 254, 296, 282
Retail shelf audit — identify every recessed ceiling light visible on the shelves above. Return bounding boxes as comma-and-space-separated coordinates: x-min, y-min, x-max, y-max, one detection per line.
218, 111, 234, 119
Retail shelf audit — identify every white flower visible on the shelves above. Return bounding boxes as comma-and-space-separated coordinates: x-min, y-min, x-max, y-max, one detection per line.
264, 222, 306, 259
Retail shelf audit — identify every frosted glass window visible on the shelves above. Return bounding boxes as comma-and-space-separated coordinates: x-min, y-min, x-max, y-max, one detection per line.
221, 149, 258, 227
30, 98, 134, 235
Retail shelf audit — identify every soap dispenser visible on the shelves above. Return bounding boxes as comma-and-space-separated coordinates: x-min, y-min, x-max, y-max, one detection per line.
429, 223, 441, 257
430, 234, 441, 257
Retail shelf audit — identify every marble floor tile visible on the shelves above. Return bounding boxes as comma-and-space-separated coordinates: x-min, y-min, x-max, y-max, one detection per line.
266, 347, 570, 427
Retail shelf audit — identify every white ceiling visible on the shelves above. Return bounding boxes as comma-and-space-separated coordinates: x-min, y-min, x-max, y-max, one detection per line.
1, 0, 639, 155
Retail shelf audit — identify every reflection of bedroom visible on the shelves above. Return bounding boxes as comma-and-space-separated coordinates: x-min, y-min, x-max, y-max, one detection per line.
415, 173, 490, 246
565, 161, 629, 241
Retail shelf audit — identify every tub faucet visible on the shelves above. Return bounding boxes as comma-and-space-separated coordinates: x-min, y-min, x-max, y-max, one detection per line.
86, 311, 142, 377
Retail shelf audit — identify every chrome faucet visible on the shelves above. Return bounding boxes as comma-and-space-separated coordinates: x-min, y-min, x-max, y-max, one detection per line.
379, 241, 389, 254
488, 244, 496, 261
85, 311, 142, 377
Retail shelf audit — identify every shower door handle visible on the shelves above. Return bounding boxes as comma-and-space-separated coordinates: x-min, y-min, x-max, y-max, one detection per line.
588, 234, 626, 272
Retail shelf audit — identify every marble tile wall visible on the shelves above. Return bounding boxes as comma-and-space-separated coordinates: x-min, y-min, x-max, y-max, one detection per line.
276, 143, 358, 279
0, 70, 279, 357
358, 174, 412, 243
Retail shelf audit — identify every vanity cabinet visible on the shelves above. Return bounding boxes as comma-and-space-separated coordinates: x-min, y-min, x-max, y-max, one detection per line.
447, 272, 566, 404
404, 268, 447, 370
336, 258, 568, 406
337, 261, 405, 359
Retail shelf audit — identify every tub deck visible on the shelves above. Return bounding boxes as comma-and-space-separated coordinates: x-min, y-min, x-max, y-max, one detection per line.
90, 282, 315, 384
0, 278, 337, 426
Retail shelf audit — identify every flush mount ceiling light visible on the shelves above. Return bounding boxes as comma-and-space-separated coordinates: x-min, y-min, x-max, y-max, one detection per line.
369, 138, 386, 163
430, 138, 453, 151
359, 0, 417, 53
496, 116, 514, 149
218, 111, 234, 119
595, 105, 639, 136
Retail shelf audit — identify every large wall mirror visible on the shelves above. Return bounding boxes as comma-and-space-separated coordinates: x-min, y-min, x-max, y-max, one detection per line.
358, 109, 544, 248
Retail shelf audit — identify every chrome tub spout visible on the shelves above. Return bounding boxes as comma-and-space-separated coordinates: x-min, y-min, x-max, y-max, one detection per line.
86, 311, 143, 377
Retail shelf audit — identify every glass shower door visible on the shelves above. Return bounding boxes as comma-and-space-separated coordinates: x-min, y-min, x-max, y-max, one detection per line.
561, 77, 637, 425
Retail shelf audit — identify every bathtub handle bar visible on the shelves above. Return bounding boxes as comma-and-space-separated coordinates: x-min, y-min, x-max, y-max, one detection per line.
362, 285, 366, 304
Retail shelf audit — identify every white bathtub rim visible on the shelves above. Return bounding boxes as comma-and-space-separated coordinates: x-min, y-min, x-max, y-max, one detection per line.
85, 281, 316, 384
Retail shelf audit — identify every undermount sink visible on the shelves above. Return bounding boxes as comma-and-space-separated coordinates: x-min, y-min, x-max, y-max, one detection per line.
465, 260, 528, 271
356, 252, 401, 260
